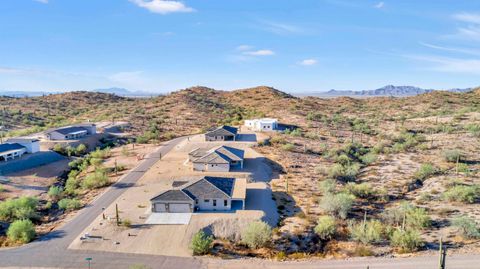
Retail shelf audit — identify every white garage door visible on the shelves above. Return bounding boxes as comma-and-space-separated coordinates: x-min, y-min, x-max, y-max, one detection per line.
169, 203, 191, 213
154, 203, 167, 212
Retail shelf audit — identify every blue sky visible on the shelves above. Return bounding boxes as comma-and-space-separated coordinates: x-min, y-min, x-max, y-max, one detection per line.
1, 0, 480, 93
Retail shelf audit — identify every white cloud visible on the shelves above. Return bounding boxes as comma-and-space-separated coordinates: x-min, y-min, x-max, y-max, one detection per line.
420, 42, 480, 56
406, 54, 480, 75
129, 0, 194, 15
258, 20, 304, 35
299, 59, 318, 66
374, 2, 385, 9
243, 50, 275, 56
34, 0, 49, 3
453, 12, 480, 24
236, 45, 254, 51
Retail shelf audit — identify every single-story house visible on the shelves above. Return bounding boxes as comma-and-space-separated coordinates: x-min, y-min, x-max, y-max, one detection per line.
5, 138, 40, 154
150, 176, 247, 213
189, 146, 244, 172
245, 118, 278, 132
45, 124, 96, 140
205, 125, 238, 141
0, 143, 27, 162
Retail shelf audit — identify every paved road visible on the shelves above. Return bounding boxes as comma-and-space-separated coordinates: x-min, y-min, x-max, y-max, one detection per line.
0, 136, 478, 268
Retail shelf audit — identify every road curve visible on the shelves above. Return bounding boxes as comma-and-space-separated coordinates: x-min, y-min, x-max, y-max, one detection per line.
0, 136, 478, 269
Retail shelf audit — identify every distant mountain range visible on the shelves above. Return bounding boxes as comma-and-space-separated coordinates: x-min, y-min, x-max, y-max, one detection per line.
302, 85, 473, 97
0, 88, 157, 98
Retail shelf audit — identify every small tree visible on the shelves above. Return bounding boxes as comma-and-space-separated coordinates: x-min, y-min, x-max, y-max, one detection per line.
7, 219, 36, 243
75, 144, 88, 156
314, 216, 336, 240
451, 215, 480, 239
190, 230, 213, 255
58, 198, 81, 211
241, 221, 272, 249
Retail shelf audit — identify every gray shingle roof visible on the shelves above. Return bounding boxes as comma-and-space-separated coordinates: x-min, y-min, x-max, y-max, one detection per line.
150, 189, 193, 202
192, 146, 244, 164
0, 143, 26, 154
151, 176, 236, 203
205, 125, 238, 137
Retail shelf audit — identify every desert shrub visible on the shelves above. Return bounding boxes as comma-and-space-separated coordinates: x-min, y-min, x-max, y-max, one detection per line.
318, 178, 336, 194
345, 183, 376, 199
414, 163, 438, 181
47, 186, 64, 201
75, 144, 88, 155
314, 165, 327, 175
65, 175, 81, 195
443, 185, 479, 204
381, 203, 431, 229
328, 163, 360, 181
7, 219, 36, 243
389, 228, 423, 252
335, 154, 351, 166
349, 219, 383, 244
190, 230, 213, 255
281, 143, 295, 151
53, 144, 65, 154
314, 216, 336, 240
320, 192, 354, 219
58, 198, 81, 211
0, 184, 4, 192
0, 197, 39, 222
360, 153, 377, 165
241, 221, 272, 249
121, 219, 132, 228
81, 169, 109, 189
211, 218, 251, 242
451, 215, 480, 239
443, 149, 463, 163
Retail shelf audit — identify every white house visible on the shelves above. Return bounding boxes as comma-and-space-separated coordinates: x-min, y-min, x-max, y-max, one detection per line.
45, 124, 96, 140
244, 118, 278, 132
150, 176, 247, 213
5, 138, 40, 154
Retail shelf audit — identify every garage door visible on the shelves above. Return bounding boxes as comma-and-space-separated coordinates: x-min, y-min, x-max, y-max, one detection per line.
154, 203, 167, 212
169, 203, 191, 213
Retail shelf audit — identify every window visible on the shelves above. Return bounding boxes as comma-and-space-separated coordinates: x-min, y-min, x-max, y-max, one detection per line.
213, 199, 217, 207
224, 200, 228, 206
204, 199, 209, 203
195, 199, 199, 205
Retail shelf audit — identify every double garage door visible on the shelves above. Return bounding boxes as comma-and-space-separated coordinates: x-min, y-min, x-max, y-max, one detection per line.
154, 202, 192, 213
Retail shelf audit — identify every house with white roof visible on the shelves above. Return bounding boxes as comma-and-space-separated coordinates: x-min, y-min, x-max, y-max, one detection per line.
244, 118, 278, 132
45, 124, 96, 140
0, 138, 40, 162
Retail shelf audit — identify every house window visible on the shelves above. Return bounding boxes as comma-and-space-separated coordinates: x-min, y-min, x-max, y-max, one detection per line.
224, 200, 228, 206
204, 199, 210, 203
195, 199, 199, 205
213, 199, 217, 207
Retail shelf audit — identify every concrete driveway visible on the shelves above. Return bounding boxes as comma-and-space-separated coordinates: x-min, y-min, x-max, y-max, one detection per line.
145, 213, 192, 225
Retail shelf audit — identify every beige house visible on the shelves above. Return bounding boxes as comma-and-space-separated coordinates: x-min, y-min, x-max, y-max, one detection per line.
189, 146, 244, 172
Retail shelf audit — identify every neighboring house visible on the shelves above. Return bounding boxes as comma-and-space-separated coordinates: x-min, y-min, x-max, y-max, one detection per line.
0, 143, 27, 162
245, 118, 278, 131
189, 146, 244, 172
150, 176, 247, 213
5, 138, 40, 153
204, 125, 238, 141
45, 124, 96, 140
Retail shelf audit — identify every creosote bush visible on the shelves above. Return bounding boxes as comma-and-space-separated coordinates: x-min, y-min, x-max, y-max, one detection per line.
314, 216, 336, 240
7, 219, 36, 243
320, 192, 354, 219
345, 183, 376, 199
58, 198, 81, 211
443, 149, 463, 163
0, 197, 38, 222
389, 228, 423, 253
190, 230, 213, 255
47, 186, 64, 201
241, 221, 272, 249
443, 185, 479, 204
451, 215, 480, 239
349, 219, 383, 245
414, 163, 438, 181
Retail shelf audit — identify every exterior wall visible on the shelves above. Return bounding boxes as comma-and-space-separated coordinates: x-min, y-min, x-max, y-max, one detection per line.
193, 162, 206, 171
206, 163, 230, 172
195, 198, 231, 211
245, 119, 278, 131
5, 140, 40, 154
205, 135, 224, 141
151, 200, 194, 213
84, 125, 96, 135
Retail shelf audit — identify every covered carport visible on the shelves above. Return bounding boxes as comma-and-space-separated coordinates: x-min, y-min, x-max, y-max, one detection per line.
231, 178, 247, 210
